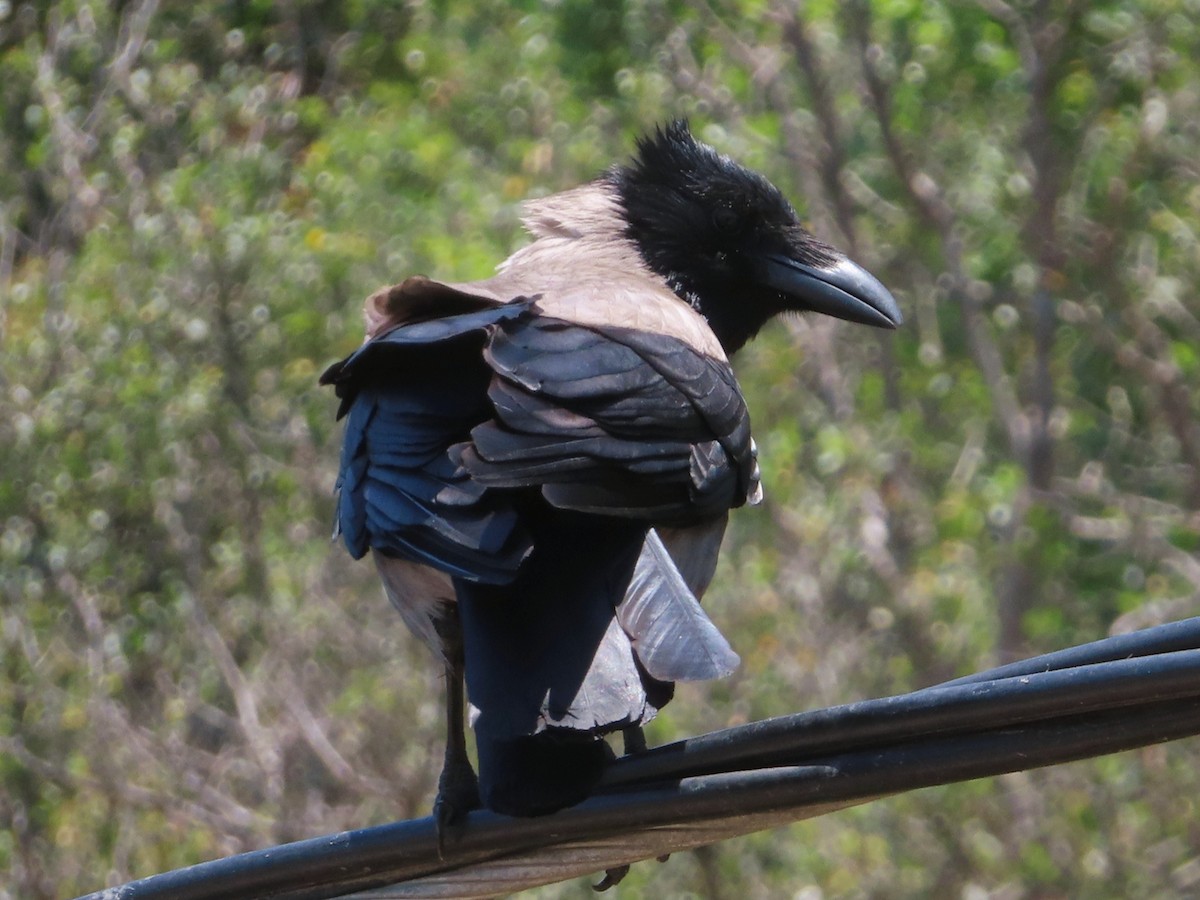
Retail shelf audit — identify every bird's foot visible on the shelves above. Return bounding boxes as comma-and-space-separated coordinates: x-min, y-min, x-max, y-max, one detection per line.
622, 725, 648, 756
593, 864, 630, 892
434, 761, 480, 858
592, 853, 672, 890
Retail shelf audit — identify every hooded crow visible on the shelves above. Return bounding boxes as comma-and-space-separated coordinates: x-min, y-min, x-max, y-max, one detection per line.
321, 120, 901, 829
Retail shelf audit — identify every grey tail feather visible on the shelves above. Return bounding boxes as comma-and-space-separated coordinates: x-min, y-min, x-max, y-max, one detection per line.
617, 528, 740, 683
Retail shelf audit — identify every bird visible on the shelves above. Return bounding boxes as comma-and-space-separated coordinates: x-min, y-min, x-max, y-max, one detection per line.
321, 120, 901, 834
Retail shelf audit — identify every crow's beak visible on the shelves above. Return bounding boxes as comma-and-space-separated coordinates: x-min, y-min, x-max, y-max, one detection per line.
757, 254, 903, 329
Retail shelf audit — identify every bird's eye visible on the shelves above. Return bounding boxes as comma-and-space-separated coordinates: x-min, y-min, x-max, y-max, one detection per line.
712, 206, 742, 234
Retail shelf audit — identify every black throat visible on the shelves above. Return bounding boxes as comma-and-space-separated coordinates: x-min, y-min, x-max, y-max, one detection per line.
661, 269, 773, 357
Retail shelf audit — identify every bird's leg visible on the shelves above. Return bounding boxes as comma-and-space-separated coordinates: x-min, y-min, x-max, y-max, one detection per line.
433, 607, 479, 857
592, 725, 653, 890
621, 725, 648, 756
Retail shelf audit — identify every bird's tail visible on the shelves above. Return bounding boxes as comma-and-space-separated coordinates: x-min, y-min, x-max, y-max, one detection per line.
458, 513, 738, 816
457, 513, 650, 815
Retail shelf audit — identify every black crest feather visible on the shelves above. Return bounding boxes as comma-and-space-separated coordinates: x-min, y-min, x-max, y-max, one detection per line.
606, 120, 840, 352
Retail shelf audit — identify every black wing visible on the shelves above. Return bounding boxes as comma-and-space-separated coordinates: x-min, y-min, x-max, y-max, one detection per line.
325, 301, 756, 581
322, 304, 535, 583
462, 315, 756, 523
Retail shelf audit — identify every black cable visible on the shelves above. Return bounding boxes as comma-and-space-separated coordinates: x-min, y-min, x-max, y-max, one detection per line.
933, 615, 1200, 686
602, 648, 1200, 787
75, 618, 1200, 900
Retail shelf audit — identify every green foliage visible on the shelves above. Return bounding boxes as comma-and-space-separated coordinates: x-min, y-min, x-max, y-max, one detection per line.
3, 0, 1200, 897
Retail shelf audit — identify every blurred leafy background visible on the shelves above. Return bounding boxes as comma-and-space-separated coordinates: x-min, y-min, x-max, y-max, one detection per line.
3, 0, 1200, 896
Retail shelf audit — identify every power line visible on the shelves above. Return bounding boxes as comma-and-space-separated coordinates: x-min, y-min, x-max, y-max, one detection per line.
78, 617, 1200, 899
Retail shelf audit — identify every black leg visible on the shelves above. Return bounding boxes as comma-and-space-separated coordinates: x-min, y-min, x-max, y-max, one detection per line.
432, 608, 479, 857
622, 725, 648, 756
592, 726, 653, 890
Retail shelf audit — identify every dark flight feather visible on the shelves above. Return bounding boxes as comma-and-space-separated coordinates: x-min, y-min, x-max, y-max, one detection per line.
619, 528, 740, 683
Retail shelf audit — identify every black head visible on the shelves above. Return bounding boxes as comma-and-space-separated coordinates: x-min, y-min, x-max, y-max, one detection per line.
607, 120, 901, 354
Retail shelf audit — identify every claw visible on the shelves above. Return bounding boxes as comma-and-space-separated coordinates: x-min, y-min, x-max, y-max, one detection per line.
434, 762, 480, 858
593, 864, 630, 891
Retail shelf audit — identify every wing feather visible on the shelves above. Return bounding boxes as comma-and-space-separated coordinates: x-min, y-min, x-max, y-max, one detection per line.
460, 315, 756, 522
327, 280, 757, 592
327, 302, 536, 584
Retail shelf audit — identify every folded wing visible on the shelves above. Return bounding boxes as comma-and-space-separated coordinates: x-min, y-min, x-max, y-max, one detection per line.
324, 282, 751, 814
462, 313, 758, 522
